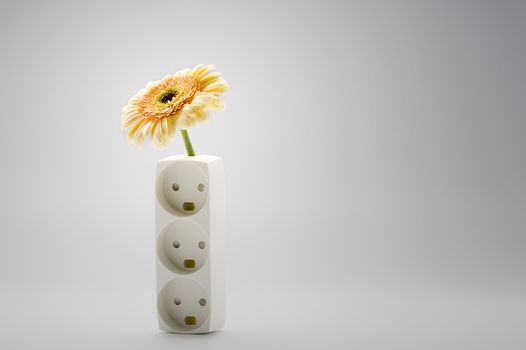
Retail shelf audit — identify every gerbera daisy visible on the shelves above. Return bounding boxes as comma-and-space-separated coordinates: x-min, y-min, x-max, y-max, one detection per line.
121, 64, 228, 154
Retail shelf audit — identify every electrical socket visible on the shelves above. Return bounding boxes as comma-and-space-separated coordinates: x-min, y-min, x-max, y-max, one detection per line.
158, 277, 210, 332
157, 220, 209, 274
156, 161, 209, 216
156, 155, 226, 334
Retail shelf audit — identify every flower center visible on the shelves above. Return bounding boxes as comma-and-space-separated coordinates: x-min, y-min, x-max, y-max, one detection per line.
158, 89, 178, 104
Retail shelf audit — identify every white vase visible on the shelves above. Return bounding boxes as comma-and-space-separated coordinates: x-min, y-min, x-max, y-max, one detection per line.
155, 155, 226, 333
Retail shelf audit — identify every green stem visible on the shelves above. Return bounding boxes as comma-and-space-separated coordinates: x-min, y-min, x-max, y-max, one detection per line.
180, 129, 196, 156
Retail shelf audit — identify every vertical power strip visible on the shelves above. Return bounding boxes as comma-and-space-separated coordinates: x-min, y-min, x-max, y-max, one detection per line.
155, 155, 226, 333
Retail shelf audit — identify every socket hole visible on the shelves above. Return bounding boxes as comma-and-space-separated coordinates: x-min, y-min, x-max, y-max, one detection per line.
198, 184, 205, 192
173, 297, 181, 305
183, 202, 195, 211
172, 183, 180, 191
198, 241, 206, 249
184, 316, 197, 326
199, 298, 207, 306
172, 240, 180, 248
184, 259, 196, 268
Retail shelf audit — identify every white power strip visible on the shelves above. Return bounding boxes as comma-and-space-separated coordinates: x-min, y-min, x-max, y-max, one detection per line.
155, 155, 226, 333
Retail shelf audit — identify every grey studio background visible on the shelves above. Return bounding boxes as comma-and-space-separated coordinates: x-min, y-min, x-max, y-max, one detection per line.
0, 0, 525, 349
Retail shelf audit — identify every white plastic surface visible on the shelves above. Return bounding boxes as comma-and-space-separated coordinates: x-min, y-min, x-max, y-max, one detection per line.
155, 155, 226, 333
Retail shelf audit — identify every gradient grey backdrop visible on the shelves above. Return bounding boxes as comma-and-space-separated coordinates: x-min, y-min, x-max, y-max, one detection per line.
0, 0, 525, 349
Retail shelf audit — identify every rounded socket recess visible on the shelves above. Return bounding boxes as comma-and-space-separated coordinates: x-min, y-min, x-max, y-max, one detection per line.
158, 278, 210, 332
157, 220, 209, 274
156, 161, 209, 216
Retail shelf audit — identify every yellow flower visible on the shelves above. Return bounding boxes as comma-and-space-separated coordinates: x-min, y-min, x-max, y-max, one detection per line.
121, 64, 228, 149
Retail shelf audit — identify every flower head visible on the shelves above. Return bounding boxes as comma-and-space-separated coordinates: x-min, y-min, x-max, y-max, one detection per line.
121, 64, 228, 149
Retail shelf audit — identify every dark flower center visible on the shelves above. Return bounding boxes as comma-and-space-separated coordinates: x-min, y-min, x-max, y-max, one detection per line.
158, 89, 178, 104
